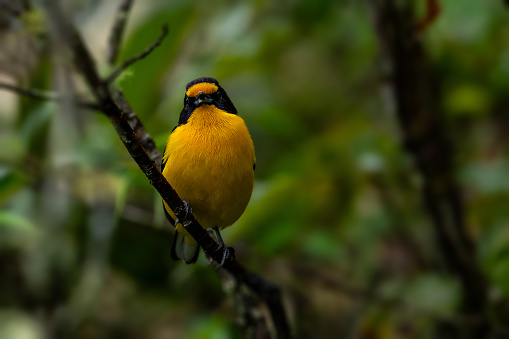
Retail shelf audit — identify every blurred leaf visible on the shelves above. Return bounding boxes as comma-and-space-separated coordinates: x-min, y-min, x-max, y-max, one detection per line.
490, 256, 509, 298
402, 275, 460, 316
302, 230, 345, 261
0, 133, 24, 163
479, 222, 509, 297
0, 310, 42, 339
0, 211, 33, 230
460, 160, 509, 194
18, 102, 54, 155
0, 210, 36, 249
0, 167, 28, 203
445, 83, 491, 117
189, 315, 241, 339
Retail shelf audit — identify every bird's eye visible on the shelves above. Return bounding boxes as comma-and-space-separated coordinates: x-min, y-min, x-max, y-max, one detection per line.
217, 91, 223, 100
185, 96, 190, 105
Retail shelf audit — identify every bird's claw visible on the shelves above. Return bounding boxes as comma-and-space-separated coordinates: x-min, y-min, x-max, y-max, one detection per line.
209, 244, 235, 267
207, 227, 235, 266
174, 200, 192, 226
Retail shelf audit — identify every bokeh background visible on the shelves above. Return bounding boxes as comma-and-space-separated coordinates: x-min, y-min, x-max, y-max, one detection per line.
1, 0, 509, 338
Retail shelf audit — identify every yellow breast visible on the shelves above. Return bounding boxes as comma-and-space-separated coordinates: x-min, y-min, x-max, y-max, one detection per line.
162, 105, 255, 230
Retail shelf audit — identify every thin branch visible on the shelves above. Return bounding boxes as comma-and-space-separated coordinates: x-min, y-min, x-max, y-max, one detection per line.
0, 81, 57, 100
416, 0, 441, 33
40, 1, 291, 338
106, 0, 134, 65
0, 82, 100, 110
105, 24, 169, 83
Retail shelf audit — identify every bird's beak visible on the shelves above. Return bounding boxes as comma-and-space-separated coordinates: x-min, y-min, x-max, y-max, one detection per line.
194, 91, 213, 106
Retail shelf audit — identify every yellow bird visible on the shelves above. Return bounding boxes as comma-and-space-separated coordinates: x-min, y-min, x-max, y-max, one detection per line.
161, 77, 255, 264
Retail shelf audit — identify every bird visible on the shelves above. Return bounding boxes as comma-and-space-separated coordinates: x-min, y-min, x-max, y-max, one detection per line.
161, 77, 255, 264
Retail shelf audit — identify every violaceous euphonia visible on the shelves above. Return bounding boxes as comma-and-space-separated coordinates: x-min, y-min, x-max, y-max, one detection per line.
161, 77, 255, 264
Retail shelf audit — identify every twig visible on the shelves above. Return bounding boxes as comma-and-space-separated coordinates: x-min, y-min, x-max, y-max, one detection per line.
416, 0, 441, 33
104, 24, 169, 83
0, 81, 57, 100
40, 1, 291, 338
106, 0, 134, 65
0, 81, 100, 110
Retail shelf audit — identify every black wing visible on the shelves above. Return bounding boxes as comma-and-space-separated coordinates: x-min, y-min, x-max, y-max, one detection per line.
178, 97, 194, 125
160, 129, 177, 226
160, 144, 167, 172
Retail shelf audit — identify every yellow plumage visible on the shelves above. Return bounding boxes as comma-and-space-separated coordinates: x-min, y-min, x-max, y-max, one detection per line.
162, 78, 255, 264
185, 82, 218, 97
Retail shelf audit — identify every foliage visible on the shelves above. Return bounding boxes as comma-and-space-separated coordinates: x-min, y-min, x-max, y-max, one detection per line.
0, 0, 508, 338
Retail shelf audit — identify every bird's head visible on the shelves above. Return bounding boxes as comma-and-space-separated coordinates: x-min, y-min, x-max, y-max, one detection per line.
183, 77, 237, 115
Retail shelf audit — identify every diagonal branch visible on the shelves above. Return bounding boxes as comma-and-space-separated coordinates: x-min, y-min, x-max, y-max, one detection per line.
112, 90, 161, 166
40, 1, 291, 338
105, 24, 169, 83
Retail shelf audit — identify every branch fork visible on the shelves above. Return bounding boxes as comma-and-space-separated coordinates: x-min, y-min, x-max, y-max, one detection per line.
0, 1, 293, 338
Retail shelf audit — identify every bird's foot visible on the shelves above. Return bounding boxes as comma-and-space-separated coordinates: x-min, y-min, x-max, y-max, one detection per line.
209, 244, 235, 266
174, 200, 192, 226
207, 227, 235, 266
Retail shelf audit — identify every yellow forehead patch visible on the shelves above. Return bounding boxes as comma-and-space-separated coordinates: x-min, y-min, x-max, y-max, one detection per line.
186, 83, 218, 98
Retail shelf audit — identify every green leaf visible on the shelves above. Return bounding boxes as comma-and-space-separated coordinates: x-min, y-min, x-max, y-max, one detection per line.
445, 83, 491, 118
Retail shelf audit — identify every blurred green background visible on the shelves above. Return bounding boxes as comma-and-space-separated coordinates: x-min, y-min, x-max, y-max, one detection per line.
1, 0, 509, 338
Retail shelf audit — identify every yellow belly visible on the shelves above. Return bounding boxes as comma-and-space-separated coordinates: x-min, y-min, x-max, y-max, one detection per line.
162, 105, 255, 231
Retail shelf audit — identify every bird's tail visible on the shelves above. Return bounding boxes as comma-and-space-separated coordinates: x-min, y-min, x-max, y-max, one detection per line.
171, 225, 200, 264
